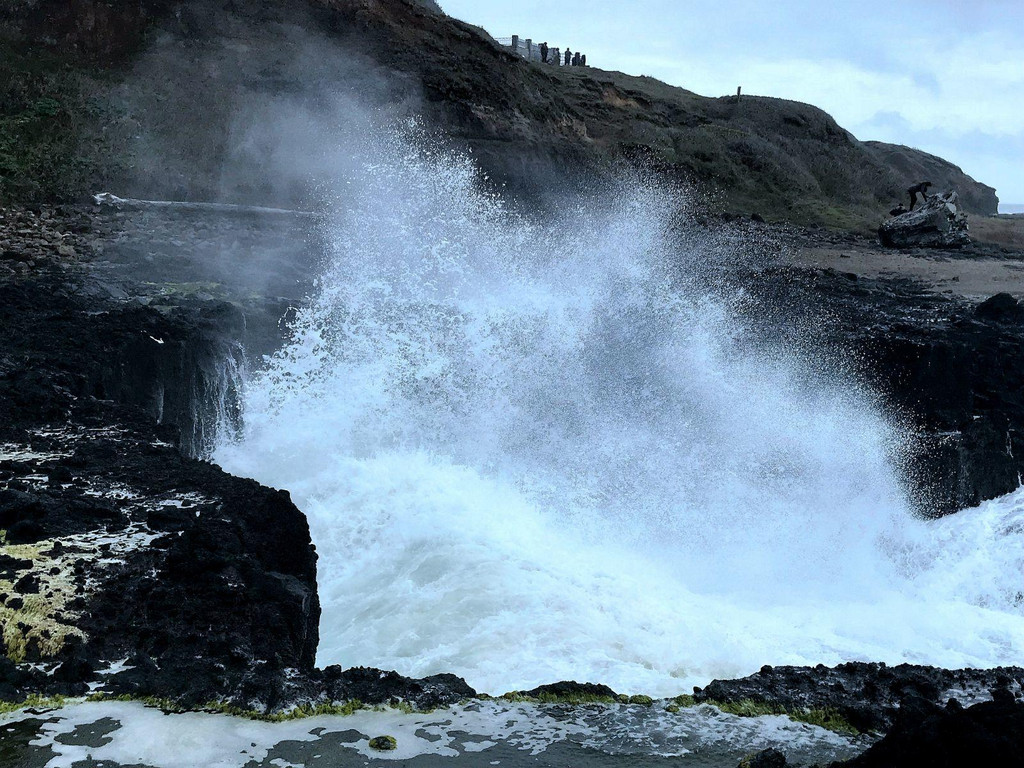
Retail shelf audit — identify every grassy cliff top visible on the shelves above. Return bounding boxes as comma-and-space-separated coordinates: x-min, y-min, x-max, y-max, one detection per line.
0, 0, 999, 232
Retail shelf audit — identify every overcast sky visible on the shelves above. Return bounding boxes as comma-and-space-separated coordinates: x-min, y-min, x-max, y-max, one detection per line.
441, 0, 1024, 206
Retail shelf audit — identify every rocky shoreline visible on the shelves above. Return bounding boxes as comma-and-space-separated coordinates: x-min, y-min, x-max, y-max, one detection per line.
1, 203, 1023, 765
3, 0, 1023, 763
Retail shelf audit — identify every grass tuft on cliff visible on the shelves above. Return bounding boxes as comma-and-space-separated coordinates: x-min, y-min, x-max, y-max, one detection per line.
0, 694, 67, 715
499, 690, 619, 705
0, 43, 89, 203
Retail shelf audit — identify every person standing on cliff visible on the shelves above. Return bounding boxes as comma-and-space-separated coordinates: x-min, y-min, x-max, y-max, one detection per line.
564, 48, 572, 66
908, 181, 933, 210
540, 41, 549, 63
572, 52, 581, 66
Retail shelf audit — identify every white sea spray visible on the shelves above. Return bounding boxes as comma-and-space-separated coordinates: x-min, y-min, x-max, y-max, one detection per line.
215, 122, 1024, 696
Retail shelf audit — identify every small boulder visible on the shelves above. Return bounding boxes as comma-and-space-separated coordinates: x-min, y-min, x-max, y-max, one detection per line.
739, 748, 787, 768
975, 293, 1021, 322
0, 554, 33, 579
47, 466, 73, 485
368, 735, 397, 751
879, 191, 970, 248
13, 573, 41, 594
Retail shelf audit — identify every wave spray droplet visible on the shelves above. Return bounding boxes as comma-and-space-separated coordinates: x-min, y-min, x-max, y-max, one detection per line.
216, 125, 1024, 695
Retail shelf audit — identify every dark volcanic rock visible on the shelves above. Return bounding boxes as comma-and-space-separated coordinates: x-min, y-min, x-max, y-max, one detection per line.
0, 272, 319, 707
0, 265, 479, 713
315, 666, 475, 709
878, 191, 971, 248
834, 695, 1024, 768
0, 268, 246, 456
975, 291, 1022, 321
739, 748, 787, 768
78, 465, 321, 707
206, 664, 475, 713
695, 662, 1024, 734
739, 265, 1024, 514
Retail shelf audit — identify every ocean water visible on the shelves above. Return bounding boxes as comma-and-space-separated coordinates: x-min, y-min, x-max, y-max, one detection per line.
998, 203, 1024, 215
214, 127, 1024, 696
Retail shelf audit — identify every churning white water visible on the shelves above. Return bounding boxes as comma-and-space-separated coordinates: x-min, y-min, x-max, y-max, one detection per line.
215, 127, 1024, 696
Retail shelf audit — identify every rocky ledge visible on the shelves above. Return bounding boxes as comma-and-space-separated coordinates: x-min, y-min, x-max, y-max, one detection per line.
0, 270, 317, 705
696, 661, 1024, 734
736, 261, 1024, 515
0, 271, 473, 713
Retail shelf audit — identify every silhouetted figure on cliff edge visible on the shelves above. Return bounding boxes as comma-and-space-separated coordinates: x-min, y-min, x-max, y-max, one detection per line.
572, 52, 581, 66
564, 48, 572, 66
908, 181, 933, 210
540, 41, 549, 63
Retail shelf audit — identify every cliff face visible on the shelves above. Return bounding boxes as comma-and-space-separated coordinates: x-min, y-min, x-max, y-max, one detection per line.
866, 141, 999, 216
0, 0, 1000, 227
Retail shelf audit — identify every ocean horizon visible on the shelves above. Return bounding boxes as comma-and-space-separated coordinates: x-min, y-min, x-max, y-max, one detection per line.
999, 203, 1024, 214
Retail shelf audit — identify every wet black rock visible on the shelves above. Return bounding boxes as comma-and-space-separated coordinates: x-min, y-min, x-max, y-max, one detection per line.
0, 268, 246, 456
13, 573, 40, 594
833, 695, 1024, 768
740, 748, 787, 768
315, 666, 476, 709
0, 266, 481, 713
739, 266, 1024, 515
974, 291, 1022, 321
0, 554, 33, 578
695, 662, 1024, 734
0, 657, 35, 701
214, 664, 476, 714
0, 272, 319, 707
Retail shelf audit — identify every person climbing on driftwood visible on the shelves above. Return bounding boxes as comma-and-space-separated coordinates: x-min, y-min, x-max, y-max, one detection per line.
908, 181, 932, 210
